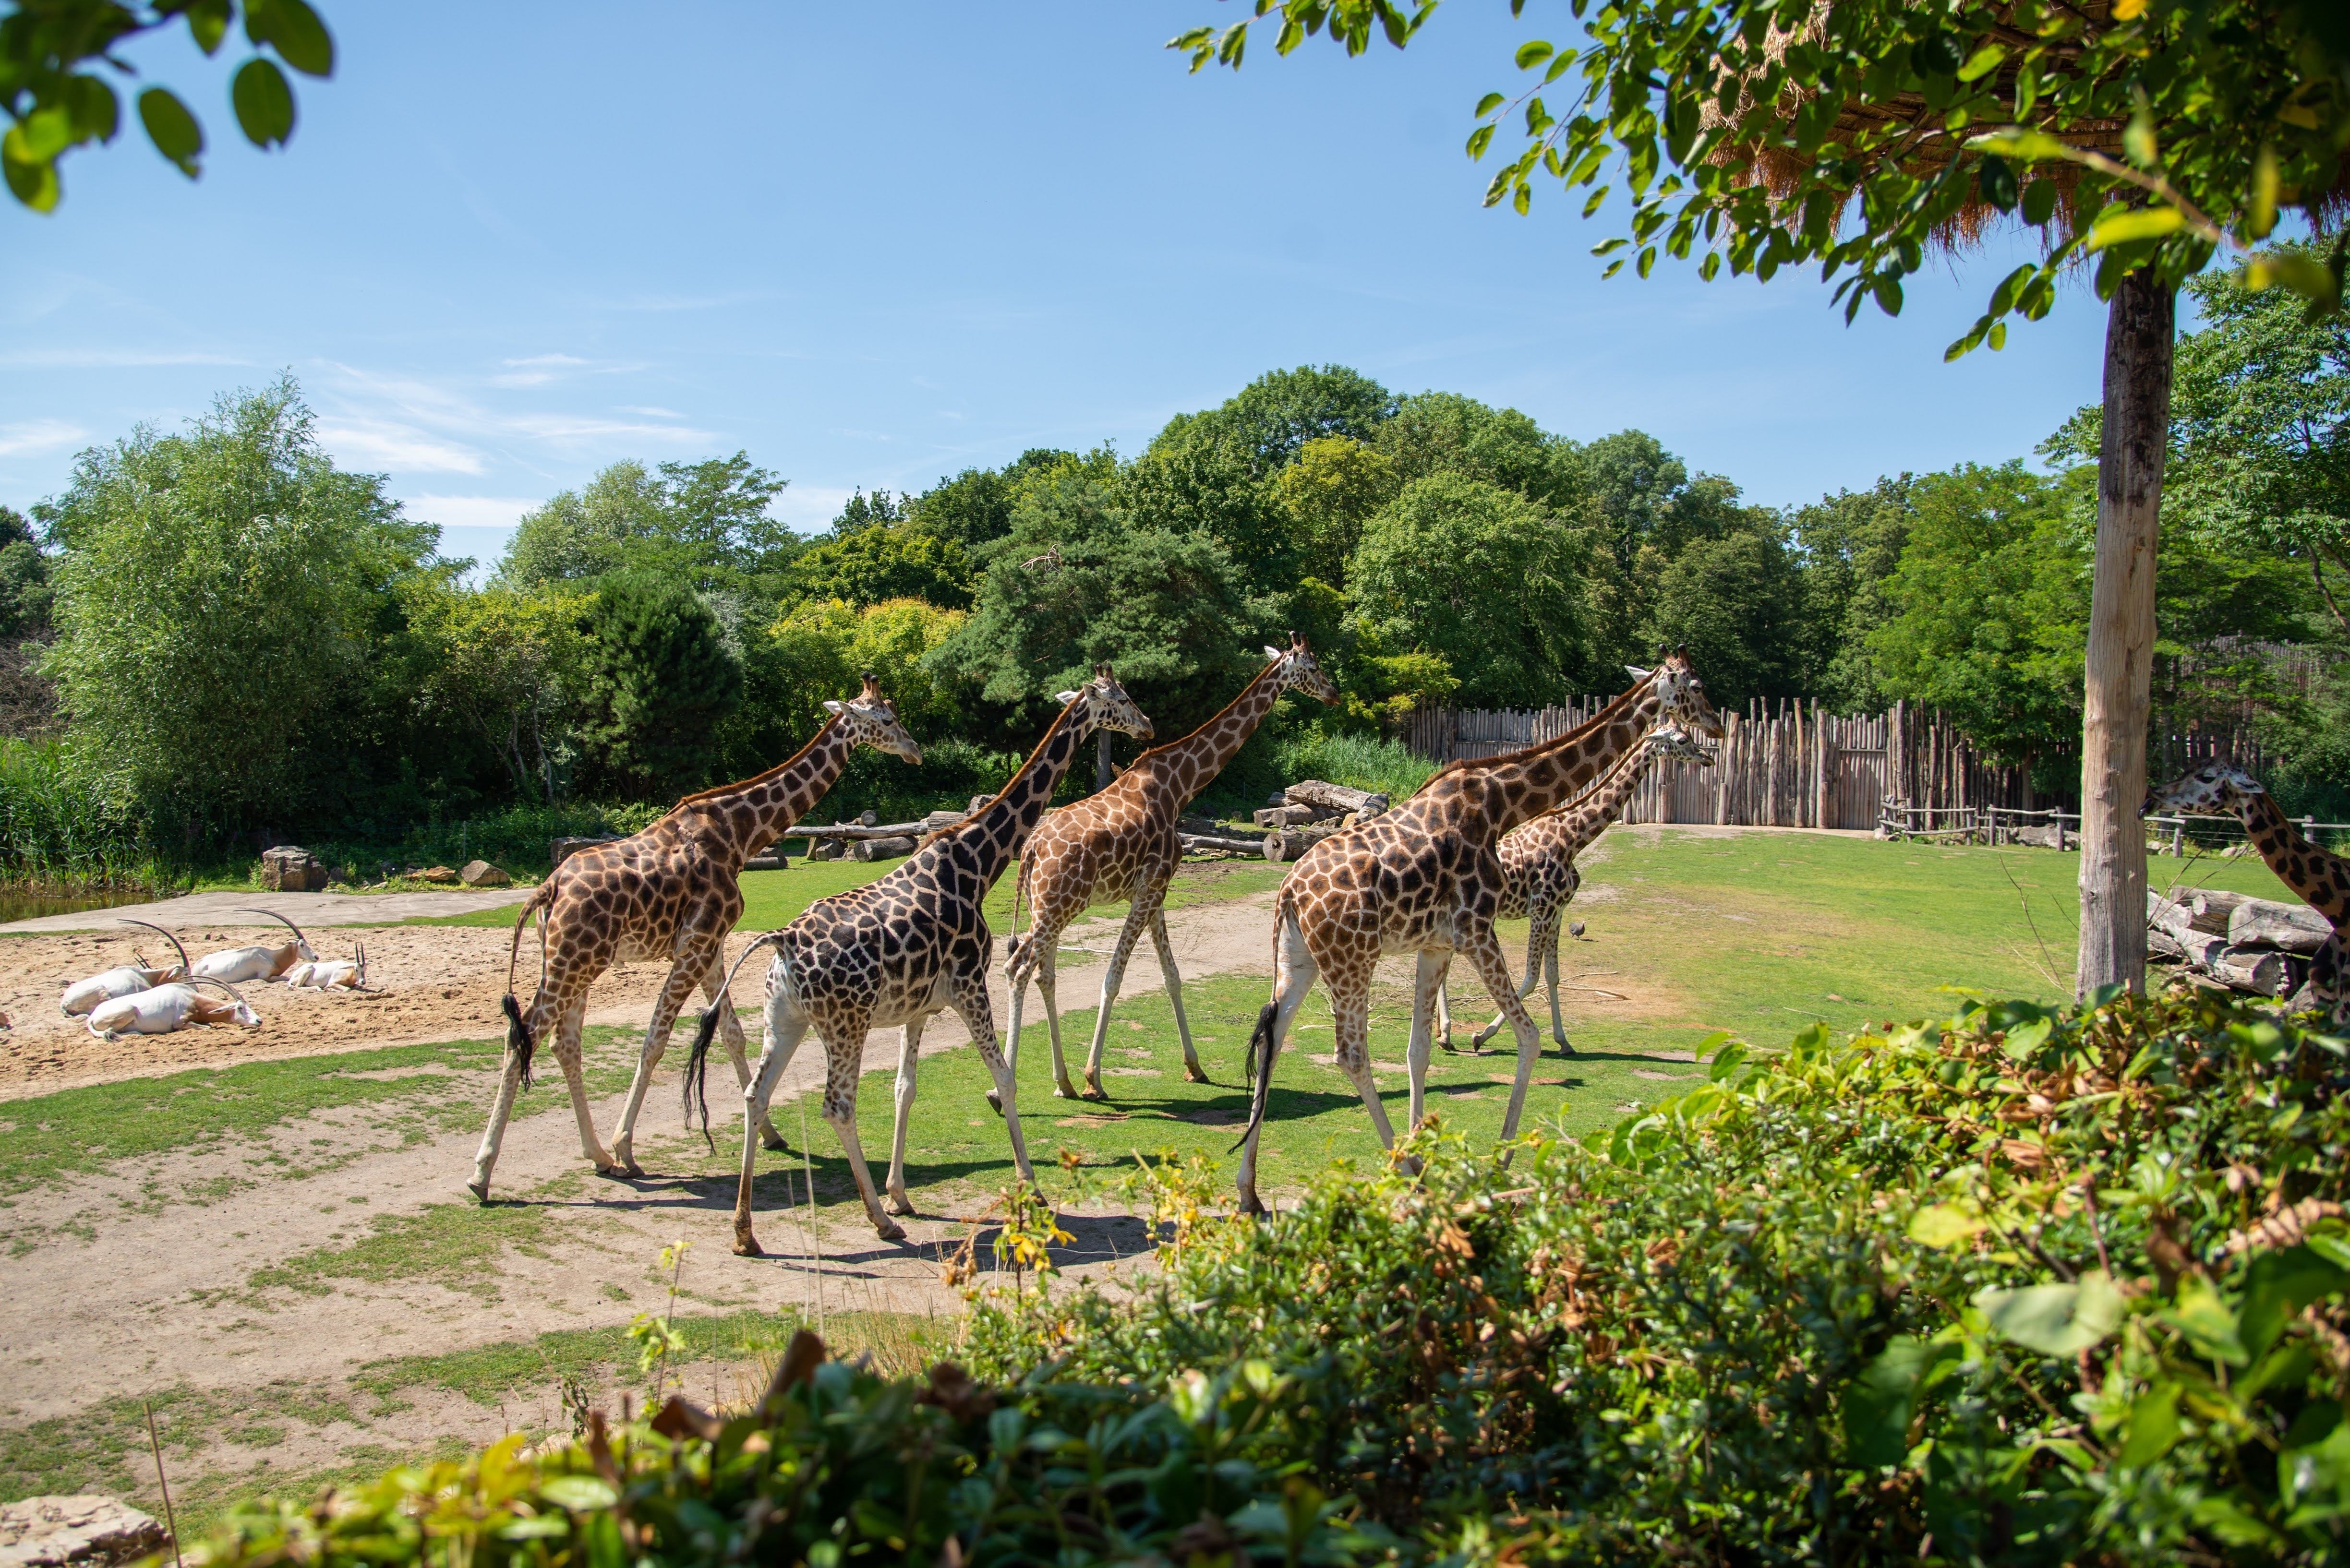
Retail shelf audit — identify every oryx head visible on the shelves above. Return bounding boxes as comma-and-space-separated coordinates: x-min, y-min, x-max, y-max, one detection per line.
1054, 664, 1153, 742
823, 672, 924, 765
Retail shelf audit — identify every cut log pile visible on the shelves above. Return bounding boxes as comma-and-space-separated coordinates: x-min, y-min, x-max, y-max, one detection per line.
2148, 887, 2332, 1008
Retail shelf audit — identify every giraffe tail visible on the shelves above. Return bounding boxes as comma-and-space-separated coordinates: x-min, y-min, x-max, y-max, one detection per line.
500, 884, 556, 1092
1229, 1002, 1281, 1156
501, 993, 534, 1092
685, 933, 783, 1150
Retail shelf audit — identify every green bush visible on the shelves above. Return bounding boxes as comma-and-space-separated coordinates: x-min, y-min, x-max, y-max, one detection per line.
0, 737, 151, 884
1274, 728, 1437, 801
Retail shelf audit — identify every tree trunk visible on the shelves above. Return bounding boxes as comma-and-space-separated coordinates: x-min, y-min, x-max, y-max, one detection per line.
1096, 731, 1114, 792
2076, 267, 2175, 1000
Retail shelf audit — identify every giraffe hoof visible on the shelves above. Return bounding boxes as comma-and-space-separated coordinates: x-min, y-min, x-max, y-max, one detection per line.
760, 1135, 790, 1153
984, 1090, 1004, 1117
733, 1233, 764, 1257
886, 1193, 915, 1216
594, 1163, 631, 1181
1237, 1190, 1267, 1217
466, 1181, 490, 1204
621, 1160, 648, 1180
1183, 1062, 1209, 1084
1079, 1082, 1106, 1101
875, 1218, 907, 1243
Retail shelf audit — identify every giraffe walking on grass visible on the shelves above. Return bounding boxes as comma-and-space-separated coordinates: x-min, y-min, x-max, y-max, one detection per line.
1231, 653, 1722, 1214
1435, 720, 1714, 1053
1005, 633, 1340, 1101
692, 668, 1152, 1251
2147, 762, 2350, 1027
467, 676, 922, 1202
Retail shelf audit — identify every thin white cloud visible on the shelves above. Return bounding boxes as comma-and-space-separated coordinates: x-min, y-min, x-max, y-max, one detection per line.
0, 419, 88, 458
0, 348, 246, 369
615, 405, 685, 418
315, 419, 486, 475
404, 494, 539, 531
502, 353, 589, 368
776, 486, 852, 534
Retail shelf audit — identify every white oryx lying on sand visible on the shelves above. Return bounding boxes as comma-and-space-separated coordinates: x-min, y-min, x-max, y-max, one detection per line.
60, 921, 192, 1017
192, 910, 318, 983
284, 940, 371, 991
84, 976, 259, 1040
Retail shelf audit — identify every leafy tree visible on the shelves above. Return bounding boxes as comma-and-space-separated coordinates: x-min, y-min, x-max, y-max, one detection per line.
1277, 435, 1399, 589
1347, 472, 1593, 710
928, 467, 1283, 743
495, 454, 794, 593
3, 0, 334, 211
404, 581, 587, 804
39, 377, 435, 832
826, 488, 909, 537
784, 524, 972, 610
775, 597, 969, 740
1788, 477, 1917, 711
577, 575, 742, 802
0, 505, 52, 640
1149, 363, 1395, 472
1175, 0, 2350, 996
1122, 430, 1295, 598
1643, 525, 1807, 706
910, 453, 1072, 552
1372, 390, 1578, 507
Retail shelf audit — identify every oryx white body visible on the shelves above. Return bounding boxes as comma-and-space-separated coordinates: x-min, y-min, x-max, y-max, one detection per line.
84, 982, 259, 1040
61, 964, 183, 1017
192, 910, 318, 983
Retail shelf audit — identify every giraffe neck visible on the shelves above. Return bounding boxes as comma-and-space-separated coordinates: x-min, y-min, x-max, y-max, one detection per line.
1132, 657, 1287, 811
671, 717, 854, 865
1551, 742, 1658, 857
956, 705, 1093, 886
1469, 686, 1665, 837
2235, 790, 2350, 923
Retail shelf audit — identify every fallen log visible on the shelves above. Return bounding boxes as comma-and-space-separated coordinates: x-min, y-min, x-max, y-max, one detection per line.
2189, 888, 2253, 935
2148, 891, 2200, 947
792, 818, 938, 841
2210, 945, 2293, 997
1255, 804, 1335, 828
1180, 815, 1265, 840
1281, 780, 1391, 818
2228, 897, 2331, 953
2148, 928, 2188, 962
850, 835, 917, 862
1180, 833, 1267, 857
1262, 821, 1352, 864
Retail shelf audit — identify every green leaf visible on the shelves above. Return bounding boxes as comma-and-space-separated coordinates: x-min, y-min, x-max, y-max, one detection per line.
1872, 272, 1904, 316
537, 1476, 619, 1511
2287, 1421, 2350, 1526
185, 0, 231, 54
2251, 144, 2279, 240
1956, 43, 2008, 82
2240, 1245, 2348, 1362
1976, 154, 2017, 212
1843, 1337, 1961, 1468
2116, 1382, 2182, 1468
2164, 1274, 2248, 1365
64, 75, 121, 143
2086, 206, 2184, 251
1543, 50, 1576, 85
1697, 250, 1720, 281
14, 106, 76, 162
1911, 32, 1964, 76
0, 133, 61, 212
2020, 178, 2058, 227
1976, 1269, 2125, 1357
246, 0, 336, 76
1474, 91, 1506, 118
2122, 105, 2157, 168
1635, 245, 1656, 278
232, 58, 297, 148
1989, 320, 2006, 350
1583, 186, 1609, 218
1515, 40, 1553, 70
2247, 249, 2342, 314
1908, 1203, 1986, 1249
1967, 130, 2070, 165
2001, 1016, 2051, 1060
139, 88, 205, 177
1466, 124, 1495, 159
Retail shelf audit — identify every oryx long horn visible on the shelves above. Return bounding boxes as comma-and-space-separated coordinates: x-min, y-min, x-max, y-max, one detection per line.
237, 909, 311, 946
192, 977, 254, 1014
119, 920, 190, 974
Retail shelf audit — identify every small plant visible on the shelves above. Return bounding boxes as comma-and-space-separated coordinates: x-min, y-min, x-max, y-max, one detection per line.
989, 1182, 1072, 1294
625, 1238, 691, 1401
1118, 1148, 1226, 1260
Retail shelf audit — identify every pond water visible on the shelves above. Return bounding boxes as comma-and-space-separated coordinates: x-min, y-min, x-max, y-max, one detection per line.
0, 886, 160, 928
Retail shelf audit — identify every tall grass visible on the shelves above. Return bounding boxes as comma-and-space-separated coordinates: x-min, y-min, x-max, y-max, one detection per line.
0, 738, 156, 887
1273, 728, 1438, 801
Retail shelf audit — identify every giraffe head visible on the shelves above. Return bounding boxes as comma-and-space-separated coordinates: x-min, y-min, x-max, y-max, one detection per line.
1264, 630, 1342, 707
1625, 647, 1723, 742
823, 672, 925, 764
2146, 761, 2264, 818
1054, 664, 1155, 742
1645, 721, 1717, 768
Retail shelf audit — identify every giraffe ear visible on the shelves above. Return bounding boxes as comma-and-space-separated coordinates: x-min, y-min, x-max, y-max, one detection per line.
1055, 690, 1082, 705
1625, 665, 1651, 681
1264, 646, 1283, 660
821, 700, 846, 716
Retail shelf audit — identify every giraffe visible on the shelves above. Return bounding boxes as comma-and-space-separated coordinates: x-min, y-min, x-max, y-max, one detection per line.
1434, 720, 1715, 1053
465, 676, 922, 1202
690, 667, 1152, 1251
2146, 761, 2350, 1027
1230, 653, 1722, 1214
1004, 633, 1341, 1101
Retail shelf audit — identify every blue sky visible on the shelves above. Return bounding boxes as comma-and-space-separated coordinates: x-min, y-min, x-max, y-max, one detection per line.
2, 1, 2114, 571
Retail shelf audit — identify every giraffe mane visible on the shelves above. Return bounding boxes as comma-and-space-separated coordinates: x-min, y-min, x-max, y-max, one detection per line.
668, 710, 847, 812
919, 691, 1086, 846
1406, 670, 1660, 801
1121, 654, 1284, 771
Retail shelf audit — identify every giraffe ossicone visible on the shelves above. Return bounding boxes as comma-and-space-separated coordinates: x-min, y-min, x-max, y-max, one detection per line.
1229, 652, 1723, 1215
464, 675, 922, 1203
1003, 631, 1341, 1102
696, 668, 1153, 1251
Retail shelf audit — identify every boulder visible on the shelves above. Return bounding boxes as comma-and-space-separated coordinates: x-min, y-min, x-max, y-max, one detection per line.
414, 865, 460, 885
0, 1496, 169, 1568
259, 844, 329, 892
459, 859, 512, 888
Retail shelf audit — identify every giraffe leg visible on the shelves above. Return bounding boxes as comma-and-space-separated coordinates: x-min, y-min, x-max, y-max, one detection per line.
1460, 927, 1546, 1144
1475, 910, 1549, 1050
951, 955, 1038, 1189
1544, 925, 1571, 1053
1436, 973, 1457, 1053
819, 1034, 904, 1242
549, 1000, 619, 1175
1078, 894, 1159, 1099
607, 952, 712, 1177
1151, 907, 1207, 1083
468, 988, 562, 1201
1235, 914, 1319, 1216
706, 958, 787, 1150
998, 919, 1051, 1111
733, 976, 813, 1257
1328, 962, 1397, 1152
1034, 947, 1068, 1106
884, 1016, 926, 1215
1405, 949, 1450, 1132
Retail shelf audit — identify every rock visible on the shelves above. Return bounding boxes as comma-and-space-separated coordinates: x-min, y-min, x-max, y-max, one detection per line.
259, 844, 330, 892
550, 835, 621, 868
851, 836, 917, 862
415, 865, 460, 885
459, 860, 512, 888
0, 1496, 169, 1568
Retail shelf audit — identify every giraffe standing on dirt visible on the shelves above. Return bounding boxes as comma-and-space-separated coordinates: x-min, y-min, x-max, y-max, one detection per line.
466, 677, 922, 1202
1005, 633, 1340, 1101
2147, 762, 2350, 1027
1232, 653, 1722, 1214
1436, 720, 1714, 1053
692, 668, 1152, 1251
